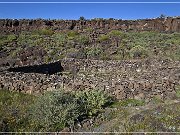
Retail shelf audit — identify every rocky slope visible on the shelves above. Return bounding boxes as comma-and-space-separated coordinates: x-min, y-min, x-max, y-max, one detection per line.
0, 17, 180, 99
0, 17, 180, 133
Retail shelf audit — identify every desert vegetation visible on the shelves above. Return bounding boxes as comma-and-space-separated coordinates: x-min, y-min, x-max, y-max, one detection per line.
1, 29, 180, 63
0, 89, 112, 132
1, 88, 179, 132
0, 18, 180, 132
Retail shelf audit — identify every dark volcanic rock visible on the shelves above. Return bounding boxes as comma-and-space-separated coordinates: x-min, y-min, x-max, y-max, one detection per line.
0, 17, 180, 34
0, 58, 179, 101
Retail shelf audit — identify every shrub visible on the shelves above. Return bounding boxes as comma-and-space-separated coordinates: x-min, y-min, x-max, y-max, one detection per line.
0, 89, 112, 132
75, 90, 111, 117
10, 47, 22, 57
0, 35, 8, 46
30, 90, 79, 131
98, 34, 109, 42
159, 14, 167, 18
175, 85, 180, 98
79, 16, 85, 21
108, 30, 124, 37
52, 33, 67, 46
67, 49, 87, 59
77, 35, 89, 45
130, 45, 149, 59
67, 31, 79, 40
86, 47, 102, 58
91, 18, 104, 21
7, 34, 17, 42
111, 99, 145, 108
33, 28, 54, 36
150, 95, 164, 104
17, 33, 44, 46
84, 28, 93, 32
0, 89, 35, 132
0, 34, 17, 46
108, 30, 126, 46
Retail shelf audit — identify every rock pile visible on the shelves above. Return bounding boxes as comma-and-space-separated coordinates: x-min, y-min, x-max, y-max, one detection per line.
0, 58, 179, 101
0, 71, 62, 94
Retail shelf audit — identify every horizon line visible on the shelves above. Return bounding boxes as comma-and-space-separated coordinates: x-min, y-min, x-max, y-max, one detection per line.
0, 2, 180, 4
1, 16, 179, 20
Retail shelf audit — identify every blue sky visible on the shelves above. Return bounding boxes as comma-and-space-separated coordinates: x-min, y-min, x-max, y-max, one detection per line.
0, 0, 179, 20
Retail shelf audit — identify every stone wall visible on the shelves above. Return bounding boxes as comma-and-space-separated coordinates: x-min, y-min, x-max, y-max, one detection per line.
0, 58, 179, 101
61, 58, 180, 100
0, 17, 180, 34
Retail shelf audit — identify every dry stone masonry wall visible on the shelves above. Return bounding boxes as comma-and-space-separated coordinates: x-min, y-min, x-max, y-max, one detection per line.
0, 58, 180, 101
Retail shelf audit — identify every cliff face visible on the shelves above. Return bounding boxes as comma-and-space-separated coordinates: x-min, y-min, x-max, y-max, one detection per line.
0, 17, 180, 34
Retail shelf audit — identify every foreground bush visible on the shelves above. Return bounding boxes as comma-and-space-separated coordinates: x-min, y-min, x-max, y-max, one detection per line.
0, 89, 111, 132
75, 90, 111, 117
0, 89, 35, 132
30, 90, 79, 131
30, 89, 111, 131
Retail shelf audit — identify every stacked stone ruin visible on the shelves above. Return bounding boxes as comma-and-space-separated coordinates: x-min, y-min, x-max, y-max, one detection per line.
0, 58, 180, 101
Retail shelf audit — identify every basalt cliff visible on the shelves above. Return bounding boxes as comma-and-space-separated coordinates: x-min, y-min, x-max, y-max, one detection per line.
0, 17, 180, 34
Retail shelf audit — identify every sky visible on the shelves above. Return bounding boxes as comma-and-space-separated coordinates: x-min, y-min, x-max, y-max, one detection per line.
0, 0, 179, 20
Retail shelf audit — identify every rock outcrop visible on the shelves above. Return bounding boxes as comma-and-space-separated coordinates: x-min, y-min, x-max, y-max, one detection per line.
0, 17, 180, 34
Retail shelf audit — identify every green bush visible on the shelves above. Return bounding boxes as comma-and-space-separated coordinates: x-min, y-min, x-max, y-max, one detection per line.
111, 99, 145, 108
0, 34, 16, 47
67, 31, 79, 40
52, 33, 67, 46
86, 47, 102, 58
0, 89, 35, 132
0, 88, 112, 132
108, 30, 125, 37
98, 34, 109, 42
33, 28, 54, 36
130, 45, 149, 59
7, 34, 17, 42
75, 90, 110, 117
17, 33, 37, 46
79, 16, 85, 20
84, 28, 93, 32
0, 35, 8, 46
30, 90, 79, 131
175, 85, 180, 98
77, 35, 89, 45
30, 89, 111, 131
